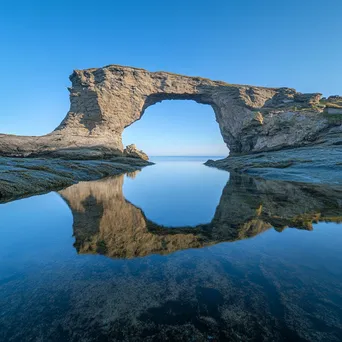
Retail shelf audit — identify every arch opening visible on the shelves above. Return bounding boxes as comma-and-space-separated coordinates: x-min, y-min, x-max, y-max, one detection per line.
123, 99, 229, 157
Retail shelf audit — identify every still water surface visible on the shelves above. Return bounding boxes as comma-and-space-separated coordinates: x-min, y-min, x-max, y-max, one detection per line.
0, 157, 342, 341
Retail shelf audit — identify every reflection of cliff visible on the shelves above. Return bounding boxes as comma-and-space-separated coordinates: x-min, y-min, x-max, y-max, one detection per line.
60, 175, 205, 258
59, 173, 342, 258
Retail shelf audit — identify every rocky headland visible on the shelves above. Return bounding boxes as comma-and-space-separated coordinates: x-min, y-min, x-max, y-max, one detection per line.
0, 64, 341, 199
1, 65, 341, 158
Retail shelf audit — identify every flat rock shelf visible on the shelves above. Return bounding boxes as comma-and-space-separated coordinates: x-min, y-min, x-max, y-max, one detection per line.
0, 157, 152, 203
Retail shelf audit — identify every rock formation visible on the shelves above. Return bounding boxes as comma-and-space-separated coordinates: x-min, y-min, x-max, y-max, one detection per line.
323, 95, 342, 114
0, 65, 341, 159
124, 144, 149, 160
58, 172, 342, 258
0, 156, 152, 202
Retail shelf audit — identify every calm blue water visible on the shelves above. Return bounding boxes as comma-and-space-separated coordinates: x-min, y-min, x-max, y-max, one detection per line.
123, 156, 229, 226
0, 157, 342, 341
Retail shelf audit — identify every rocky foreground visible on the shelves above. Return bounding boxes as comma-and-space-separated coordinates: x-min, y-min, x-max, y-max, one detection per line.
205, 142, 342, 184
0, 157, 152, 203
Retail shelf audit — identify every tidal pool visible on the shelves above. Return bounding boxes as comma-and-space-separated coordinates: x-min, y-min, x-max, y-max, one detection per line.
0, 157, 342, 341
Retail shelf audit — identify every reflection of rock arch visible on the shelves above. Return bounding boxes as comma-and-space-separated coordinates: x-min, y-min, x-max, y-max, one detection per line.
126, 170, 141, 179
59, 173, 342, 258
60, 175, 206, 258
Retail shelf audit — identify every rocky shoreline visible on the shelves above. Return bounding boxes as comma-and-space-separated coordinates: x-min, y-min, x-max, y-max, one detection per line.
0, 157, 152, 203
205, 142, 342, 185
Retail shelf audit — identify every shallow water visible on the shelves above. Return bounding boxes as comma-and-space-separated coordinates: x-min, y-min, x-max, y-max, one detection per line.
1, 157, 342, 341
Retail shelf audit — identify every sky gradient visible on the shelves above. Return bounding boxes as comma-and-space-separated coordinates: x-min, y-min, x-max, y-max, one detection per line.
1, 0, 341, 155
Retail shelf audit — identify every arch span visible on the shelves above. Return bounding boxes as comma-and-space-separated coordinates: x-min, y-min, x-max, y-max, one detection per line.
123, 99, 228, 156
0, 65, 326, 159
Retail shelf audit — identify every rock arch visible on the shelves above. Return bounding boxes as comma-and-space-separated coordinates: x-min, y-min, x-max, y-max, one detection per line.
0, 64, 328, 159
57, 65, 258, 155
122, 97, 226, 156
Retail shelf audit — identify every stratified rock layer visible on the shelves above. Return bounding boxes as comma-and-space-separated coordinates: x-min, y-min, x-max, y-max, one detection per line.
205, 141, 342, 184
0, 65, 340, 159
0, 157, 152, 202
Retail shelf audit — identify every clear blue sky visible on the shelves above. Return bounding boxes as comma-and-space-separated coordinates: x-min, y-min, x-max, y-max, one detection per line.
1, 0, 341, 156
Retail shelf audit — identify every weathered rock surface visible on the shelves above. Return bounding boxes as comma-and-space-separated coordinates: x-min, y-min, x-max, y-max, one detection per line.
323, 95, 342, 115
0, 64, 341, 159
206, 140, 342, 184
0, 157, 152, 202
124, 144, 149, 160
59, 172, 342, 258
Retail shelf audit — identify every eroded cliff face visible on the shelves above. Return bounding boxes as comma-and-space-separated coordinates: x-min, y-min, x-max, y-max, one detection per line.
0, 65, 340, 159
58, 173, 342, 258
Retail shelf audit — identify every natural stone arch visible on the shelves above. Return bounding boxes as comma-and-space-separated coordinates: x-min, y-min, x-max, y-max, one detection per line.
54, 65, 300, 155
58, 66, 253, 154
123, 97, 227, 155
0, 64, 327, 159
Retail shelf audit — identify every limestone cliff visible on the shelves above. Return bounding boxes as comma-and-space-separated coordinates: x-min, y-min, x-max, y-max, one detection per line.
0, 65, 340, 159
